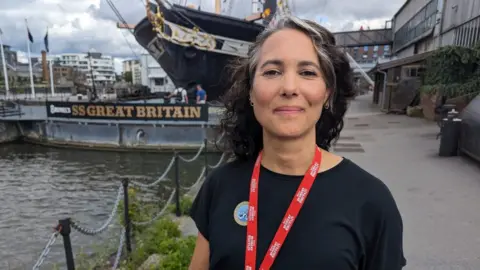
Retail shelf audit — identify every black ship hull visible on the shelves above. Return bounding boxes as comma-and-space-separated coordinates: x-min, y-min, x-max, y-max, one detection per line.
133, 2, 268, 101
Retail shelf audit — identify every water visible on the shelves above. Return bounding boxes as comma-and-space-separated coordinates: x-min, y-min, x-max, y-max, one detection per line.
0, 143, 218, 269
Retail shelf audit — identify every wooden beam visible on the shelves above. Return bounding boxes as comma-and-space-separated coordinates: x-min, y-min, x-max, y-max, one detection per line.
117, 23, 135, 30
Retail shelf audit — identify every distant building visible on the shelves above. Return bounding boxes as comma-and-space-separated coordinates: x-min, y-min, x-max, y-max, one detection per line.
52, 65, 86, 84
370, 0, 480, 109
0, 44, 18, 81
344, 44, 391, 64
131, 61, 142, 85
139, 52, 174, 92
54, 52, 116, 86
122, 59, 139, 73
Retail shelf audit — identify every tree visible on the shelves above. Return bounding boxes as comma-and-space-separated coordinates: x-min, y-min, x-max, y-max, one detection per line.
123, 71, 132, 83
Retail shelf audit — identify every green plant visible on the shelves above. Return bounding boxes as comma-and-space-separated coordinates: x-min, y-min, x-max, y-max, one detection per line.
159, 236, 196, 269
420, 43, 480, 102
168, 196, 193, 216
122, 218, 195, 269
76, 186, 197, 269
423, 45, 478, 86
117, 187, 157, 234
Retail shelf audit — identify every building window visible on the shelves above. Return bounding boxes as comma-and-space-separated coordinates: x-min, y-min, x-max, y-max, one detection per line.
154, 78, 165, 86
393, 0, 438, 51
363, 45, 369, 52
373, 45, 379, 52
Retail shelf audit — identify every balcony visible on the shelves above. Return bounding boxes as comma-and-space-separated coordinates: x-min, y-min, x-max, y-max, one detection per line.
334, 29, 393, 47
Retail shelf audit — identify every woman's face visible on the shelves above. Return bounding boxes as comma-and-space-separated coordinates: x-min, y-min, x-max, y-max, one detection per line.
251, 28, 329, 139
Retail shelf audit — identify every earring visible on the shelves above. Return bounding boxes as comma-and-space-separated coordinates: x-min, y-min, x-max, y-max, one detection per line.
324, 103, 329, 110
250, 101, 254, 107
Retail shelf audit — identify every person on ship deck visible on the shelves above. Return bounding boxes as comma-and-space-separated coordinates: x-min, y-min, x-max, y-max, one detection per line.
188, 15, 406, 270
196, 84, 207, 104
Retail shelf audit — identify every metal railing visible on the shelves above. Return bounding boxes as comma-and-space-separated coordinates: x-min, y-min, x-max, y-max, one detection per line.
31, 134, 226, 270
0, 100, 22, 117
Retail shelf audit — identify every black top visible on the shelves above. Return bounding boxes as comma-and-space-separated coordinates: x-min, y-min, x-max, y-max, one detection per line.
190, 158, 407, 270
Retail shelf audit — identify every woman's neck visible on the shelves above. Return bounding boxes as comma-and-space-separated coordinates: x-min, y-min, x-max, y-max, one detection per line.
261, 130, 317, 176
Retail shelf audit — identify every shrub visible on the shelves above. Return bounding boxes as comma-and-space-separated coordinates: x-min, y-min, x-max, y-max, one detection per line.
167, 196, 194, 216
421, 43, 480, 102
123, 218, 195, 269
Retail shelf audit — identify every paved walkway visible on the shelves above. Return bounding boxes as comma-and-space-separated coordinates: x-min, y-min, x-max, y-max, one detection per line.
181, 93, 480, 269
340, 94, 480, 269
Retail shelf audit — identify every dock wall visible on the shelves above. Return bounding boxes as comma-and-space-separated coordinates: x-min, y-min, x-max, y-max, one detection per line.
0, 122, 20, 143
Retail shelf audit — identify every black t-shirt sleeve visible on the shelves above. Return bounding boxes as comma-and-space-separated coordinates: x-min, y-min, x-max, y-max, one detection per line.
189, 173, 215, 240
365, 187, 407, 270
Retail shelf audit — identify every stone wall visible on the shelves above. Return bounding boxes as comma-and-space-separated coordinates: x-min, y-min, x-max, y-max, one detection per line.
0, 122, 20, 143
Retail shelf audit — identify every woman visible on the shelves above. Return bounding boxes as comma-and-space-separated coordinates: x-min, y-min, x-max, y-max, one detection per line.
189, 16, 406, 270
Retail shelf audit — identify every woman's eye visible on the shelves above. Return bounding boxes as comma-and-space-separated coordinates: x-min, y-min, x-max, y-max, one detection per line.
300, 70, 318, 77
262, 70, 281, 77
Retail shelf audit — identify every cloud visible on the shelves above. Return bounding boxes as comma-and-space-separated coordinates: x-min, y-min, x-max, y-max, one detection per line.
0, 0, 405, 73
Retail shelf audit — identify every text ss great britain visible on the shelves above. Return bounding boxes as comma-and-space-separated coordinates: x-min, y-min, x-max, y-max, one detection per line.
47, 102, 208, 121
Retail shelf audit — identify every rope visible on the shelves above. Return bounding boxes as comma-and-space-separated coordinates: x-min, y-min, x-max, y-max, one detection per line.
208, 152, 227, 169
30, 140, 229, 269
181, 167, 205, 190
131, 189, 176, 226
179, 143, 205, 162
129, 156, 175, 188
111, 227, 125, 270
70, 185, 123, 236
31, 230, 59, 270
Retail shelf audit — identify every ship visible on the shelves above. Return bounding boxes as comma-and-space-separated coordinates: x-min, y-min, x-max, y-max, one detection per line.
125, 0, 280, 102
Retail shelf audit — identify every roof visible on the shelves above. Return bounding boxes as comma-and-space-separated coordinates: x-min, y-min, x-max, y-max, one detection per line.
370, 50, 433, 72
392, 0, 411, 19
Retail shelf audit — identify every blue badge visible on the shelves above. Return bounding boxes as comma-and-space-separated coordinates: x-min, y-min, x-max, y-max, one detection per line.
233, 201, 249, 226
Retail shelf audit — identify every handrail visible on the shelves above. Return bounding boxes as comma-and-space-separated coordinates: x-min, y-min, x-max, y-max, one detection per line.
31, 134, 227, 270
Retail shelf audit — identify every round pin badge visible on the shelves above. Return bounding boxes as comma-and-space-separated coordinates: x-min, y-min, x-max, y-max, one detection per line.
233, 201, 249, 226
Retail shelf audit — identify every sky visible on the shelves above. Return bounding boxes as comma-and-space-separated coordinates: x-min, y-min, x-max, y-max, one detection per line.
0, 0, 405, 73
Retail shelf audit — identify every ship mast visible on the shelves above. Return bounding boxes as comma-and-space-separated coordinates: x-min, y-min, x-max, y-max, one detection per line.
215, 0, 221, 14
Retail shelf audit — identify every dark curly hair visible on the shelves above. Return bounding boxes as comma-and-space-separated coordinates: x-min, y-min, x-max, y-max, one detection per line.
218, 16, 356, 161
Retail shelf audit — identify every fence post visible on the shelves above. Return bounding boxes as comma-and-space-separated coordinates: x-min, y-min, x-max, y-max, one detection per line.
204, 138, 208, 178
122, 178, 132, 254
59, 218, 75, 270
174, 152, 181, 217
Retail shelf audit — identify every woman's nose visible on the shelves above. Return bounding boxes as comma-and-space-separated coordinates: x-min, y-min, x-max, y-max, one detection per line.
281, 71, 299, 97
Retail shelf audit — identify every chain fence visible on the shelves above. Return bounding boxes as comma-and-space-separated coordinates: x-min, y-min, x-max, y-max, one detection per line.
30, 134, 227, 270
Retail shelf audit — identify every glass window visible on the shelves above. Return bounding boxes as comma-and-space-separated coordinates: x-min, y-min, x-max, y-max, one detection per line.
373, 45, 379, 51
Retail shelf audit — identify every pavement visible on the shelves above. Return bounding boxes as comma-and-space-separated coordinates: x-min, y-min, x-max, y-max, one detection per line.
181, 93, 480, 269
339, 93, 480, 269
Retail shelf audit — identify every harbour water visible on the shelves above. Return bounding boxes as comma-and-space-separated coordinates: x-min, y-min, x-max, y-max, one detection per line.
0, 143, 218, 269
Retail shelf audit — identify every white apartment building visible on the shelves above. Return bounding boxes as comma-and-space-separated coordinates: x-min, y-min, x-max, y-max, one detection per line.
57, 52, 116, 86
139, 52, 174, 92
132, 61, 142, 85
122, 59, 139, 73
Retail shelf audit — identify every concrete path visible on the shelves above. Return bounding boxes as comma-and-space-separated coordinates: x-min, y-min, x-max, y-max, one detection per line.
181, 93, 480, 269
340, 94, 480, 269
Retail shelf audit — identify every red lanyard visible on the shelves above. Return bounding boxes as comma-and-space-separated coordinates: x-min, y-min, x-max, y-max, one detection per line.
245, 147, 322, 270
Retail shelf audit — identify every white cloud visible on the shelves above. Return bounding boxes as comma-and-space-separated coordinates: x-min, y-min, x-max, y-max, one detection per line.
0, 0, 405, 73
